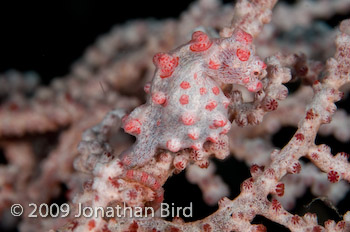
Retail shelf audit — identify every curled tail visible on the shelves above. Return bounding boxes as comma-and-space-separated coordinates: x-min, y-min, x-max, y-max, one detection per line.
120, 107, 160, 167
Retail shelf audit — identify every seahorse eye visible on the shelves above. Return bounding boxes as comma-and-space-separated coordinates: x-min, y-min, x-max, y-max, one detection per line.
253, 71, 260, 76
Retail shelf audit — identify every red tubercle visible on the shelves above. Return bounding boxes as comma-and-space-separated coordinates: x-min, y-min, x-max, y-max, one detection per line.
243, 77, 250, 83
235, 29, 253, 44
205, 100, 217, 111
181, 112, 196, 125
188, 129, 199, 140
236, 48, 250, 61
213, 119, 227, 128
152, 92, 166, 105
180, 81, 191, 89
179, 94, 189, 105
153, 53, 179, 78
188, 134, 198, 140
257, 60, 267, 69
190, 31, 213, 52
200, 87, 207, 95
212, 86, 220, 95
124, 119, 142, 135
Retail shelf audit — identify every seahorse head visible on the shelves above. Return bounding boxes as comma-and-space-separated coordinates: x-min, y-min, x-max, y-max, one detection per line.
210, 29, 267, 92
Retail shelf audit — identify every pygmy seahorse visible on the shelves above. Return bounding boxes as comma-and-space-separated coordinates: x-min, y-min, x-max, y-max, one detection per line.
121, 29, 266, 166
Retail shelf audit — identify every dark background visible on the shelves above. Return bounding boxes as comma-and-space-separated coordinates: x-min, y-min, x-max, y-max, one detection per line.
0, 1, 349, 232
0, 0, 196, 82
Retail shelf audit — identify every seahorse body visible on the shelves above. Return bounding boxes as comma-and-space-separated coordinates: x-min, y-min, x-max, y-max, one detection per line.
121, 29, 266, 166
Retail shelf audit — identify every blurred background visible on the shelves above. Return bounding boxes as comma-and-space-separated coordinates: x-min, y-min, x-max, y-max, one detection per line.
0, 0, 195, 83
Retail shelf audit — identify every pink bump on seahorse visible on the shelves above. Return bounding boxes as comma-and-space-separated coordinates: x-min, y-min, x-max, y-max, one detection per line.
121, 29, 266, 166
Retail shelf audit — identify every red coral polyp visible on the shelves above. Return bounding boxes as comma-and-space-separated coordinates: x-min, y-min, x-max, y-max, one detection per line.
275, 183, 285, 197
327, 170, 340, 183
